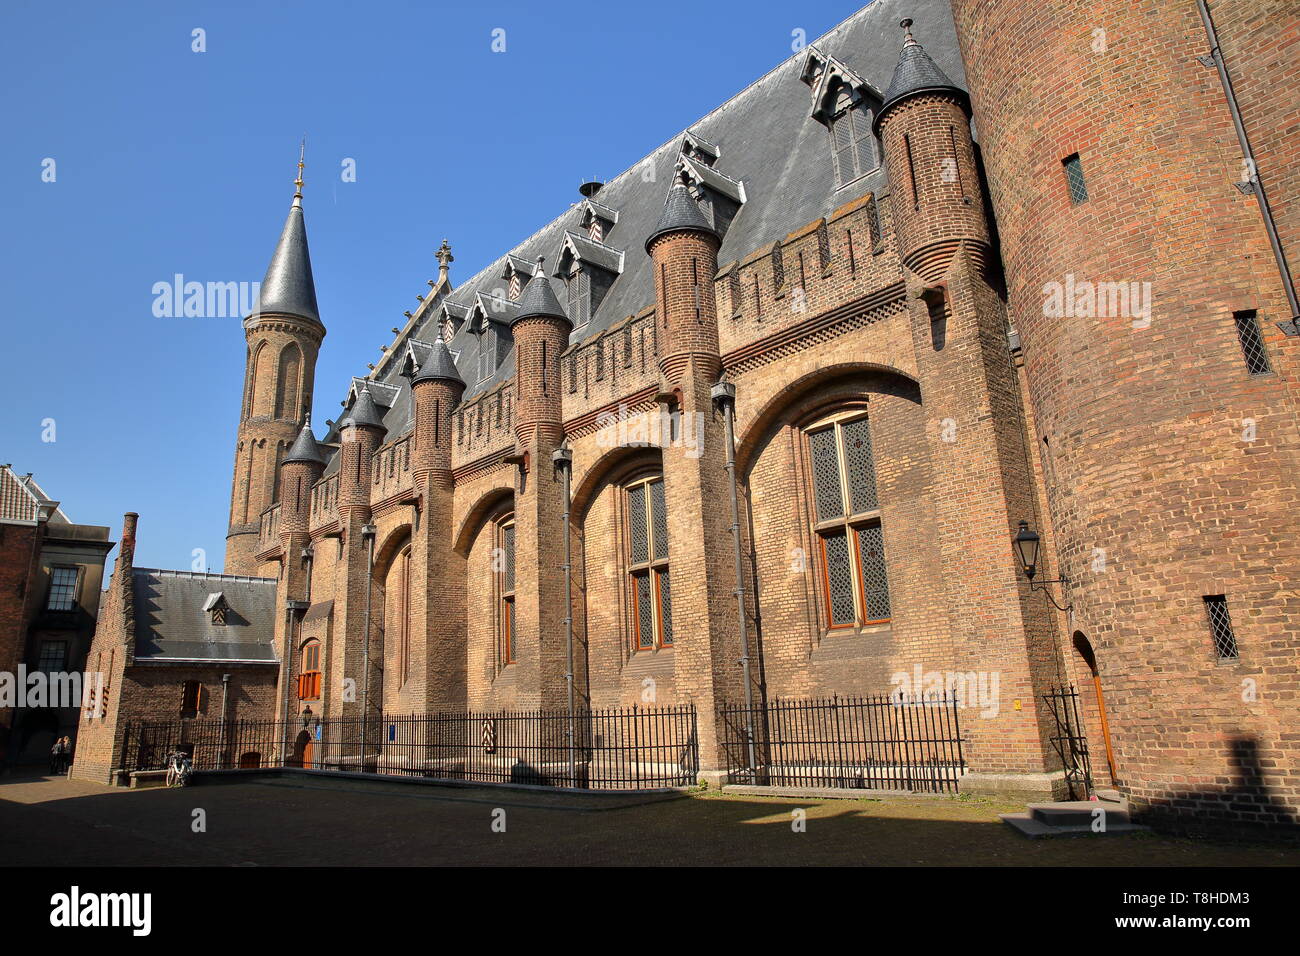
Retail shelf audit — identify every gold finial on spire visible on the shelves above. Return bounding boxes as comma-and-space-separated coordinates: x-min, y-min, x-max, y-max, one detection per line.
293, 137, 306, 202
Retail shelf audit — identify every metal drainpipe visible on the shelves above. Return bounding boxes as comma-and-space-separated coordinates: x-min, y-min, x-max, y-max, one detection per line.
553, 447, 576, 785
361, 525, 377, 770
282, 605, 294, 762
219, 673, 230, 764
1197, 0, 1300, 332
712, 382, 757, 776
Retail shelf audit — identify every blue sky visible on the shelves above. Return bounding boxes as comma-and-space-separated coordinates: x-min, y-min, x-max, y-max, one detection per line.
0, 0, 869, 572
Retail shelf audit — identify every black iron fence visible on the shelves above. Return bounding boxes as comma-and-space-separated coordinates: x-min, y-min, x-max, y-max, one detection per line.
720, 694, 966, 792
121, 705, 697, 792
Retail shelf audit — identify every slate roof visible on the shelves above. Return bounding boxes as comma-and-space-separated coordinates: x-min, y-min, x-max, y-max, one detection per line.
412, 338, 464, 385
283, 422, 328, 465
514, 270, 570, 324
318, 0, 966, 453
338, 387, 387, 431
254, 199, 320, 323
130, 568, 278, 663
646, 182, 719, 251
878, 20, 967, 128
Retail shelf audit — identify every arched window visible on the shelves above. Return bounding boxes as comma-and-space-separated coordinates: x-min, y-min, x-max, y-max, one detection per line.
275, 344, 302, 420
496, 515, 516, 665
396, 546, 411, 687
828, 85, 876, 188
806, 411, 891, 628
627, 474, 672, 649
298, 640, 321, 700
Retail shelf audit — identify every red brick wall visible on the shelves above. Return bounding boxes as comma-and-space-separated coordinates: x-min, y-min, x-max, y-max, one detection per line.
951, 0, 1300, 826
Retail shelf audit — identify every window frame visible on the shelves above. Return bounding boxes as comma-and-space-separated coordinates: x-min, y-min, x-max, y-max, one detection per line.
625, 473, 672, 651
298, 639, 322, 701
803, 410, 892, 631
497, 515, 516, 666
46, 565, 80, 612
180, 680, 203, 719
827, 84, 879, 190
37, 639, 68, 674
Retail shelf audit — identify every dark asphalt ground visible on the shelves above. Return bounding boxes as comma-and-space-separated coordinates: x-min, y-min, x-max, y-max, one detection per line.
1, 772, 1294, 866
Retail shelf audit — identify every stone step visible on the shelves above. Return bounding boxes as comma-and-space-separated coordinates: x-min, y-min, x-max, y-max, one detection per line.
999, 811, 1150, 839
1029, 800, 1131, 826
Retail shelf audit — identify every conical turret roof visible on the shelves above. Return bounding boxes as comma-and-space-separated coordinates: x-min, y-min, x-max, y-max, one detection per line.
337, 386, 387, 432
875, 19, 968, 132
513, 262, 569, 326
253, 198, 320, 323
412, 338, 465, 385
645, 181, 718, 251
282, 421, 327, 465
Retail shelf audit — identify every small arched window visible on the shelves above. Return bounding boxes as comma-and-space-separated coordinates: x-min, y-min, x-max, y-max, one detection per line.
298, 640, 321, 700
805, 411, 891, 628
828, 85, 877, 188
274, 343, 302, 420
626, 474, 672, 650
496, 515, 516, 666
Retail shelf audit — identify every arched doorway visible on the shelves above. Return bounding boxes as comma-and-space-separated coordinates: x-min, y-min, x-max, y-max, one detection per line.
292, 729, 314, 769
1072, 632, 1118, 787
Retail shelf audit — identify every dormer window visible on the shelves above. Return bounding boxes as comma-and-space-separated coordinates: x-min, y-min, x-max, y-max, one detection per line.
555, 231, 623, 331
681, 131, 719, 167
477, 330, 492, 381
502, 256, 537, 303
437, 301, 471, 341
579, 199, 618, 245
566, 266, 591, 328
676, 156, 746, 239
828, 84, 877, 188
800, 48, 883, 189
202, 592, 229, 626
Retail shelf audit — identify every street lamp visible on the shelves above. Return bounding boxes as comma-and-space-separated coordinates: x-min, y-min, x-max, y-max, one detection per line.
1013, 520, 1071, 611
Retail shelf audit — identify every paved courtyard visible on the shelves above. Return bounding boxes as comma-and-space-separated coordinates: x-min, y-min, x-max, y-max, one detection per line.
0, 772, 1294, 867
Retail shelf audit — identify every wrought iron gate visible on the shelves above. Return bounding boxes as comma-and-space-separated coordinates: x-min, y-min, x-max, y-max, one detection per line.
1042, 685, 1092, 800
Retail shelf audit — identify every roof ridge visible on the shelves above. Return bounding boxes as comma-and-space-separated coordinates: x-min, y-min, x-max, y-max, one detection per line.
134, 567, 277, 583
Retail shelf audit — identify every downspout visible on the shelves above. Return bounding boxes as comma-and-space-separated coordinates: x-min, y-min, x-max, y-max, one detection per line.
553, 447, 576, 785
711, 382, 757, 776
1197, 0, 1300, 332
282, 605, 294, 763
360, 524, 377, 770
219, 673, 230, 766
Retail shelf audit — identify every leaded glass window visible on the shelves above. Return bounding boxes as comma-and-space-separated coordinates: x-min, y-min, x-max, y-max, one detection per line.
498, 517, 516, 665
627, 475, 671, 649
806, 413, 892, 628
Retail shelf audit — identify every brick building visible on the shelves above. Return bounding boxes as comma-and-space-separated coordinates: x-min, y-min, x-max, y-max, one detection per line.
76, 0, 1300, 832
0, 465, 112, 766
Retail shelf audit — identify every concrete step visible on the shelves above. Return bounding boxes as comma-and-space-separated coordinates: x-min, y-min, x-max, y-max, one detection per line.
999, 811, 1150, 838
1029, 800, 1131, 826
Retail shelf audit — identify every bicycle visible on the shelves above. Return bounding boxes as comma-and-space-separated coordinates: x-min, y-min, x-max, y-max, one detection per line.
164, 750, 193, 788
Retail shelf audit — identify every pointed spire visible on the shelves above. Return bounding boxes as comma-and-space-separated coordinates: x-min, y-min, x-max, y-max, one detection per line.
283, 419, 327, 465
412, 338, 464, 385
338, 386, 387, 433
512, 257, 569, 326
252, 146, 321, 323
875, 18, 969, 132
645, 180, 718, 252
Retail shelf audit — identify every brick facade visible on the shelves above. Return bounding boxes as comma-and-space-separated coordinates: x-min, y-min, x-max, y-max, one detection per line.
77, 1, 1300, 832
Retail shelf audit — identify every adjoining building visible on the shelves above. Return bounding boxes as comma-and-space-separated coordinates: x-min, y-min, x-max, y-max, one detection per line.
75, 0, 1300, 836
0, 465, 112, 766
